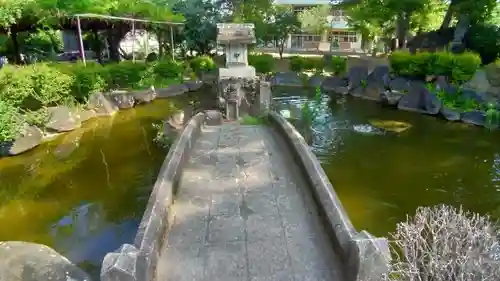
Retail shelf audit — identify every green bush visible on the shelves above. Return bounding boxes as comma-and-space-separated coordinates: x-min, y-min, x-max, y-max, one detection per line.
451, 52, 482, 83
189, 55, 216, 74
105, 61, 148, 90
329, 56, 347, 75
248, 54, 274, 74
289, 56, 324, 73
0, 101, 23, 142
389, 51, 481, 82
0, 64, 72, 109
290, 56, 304, 72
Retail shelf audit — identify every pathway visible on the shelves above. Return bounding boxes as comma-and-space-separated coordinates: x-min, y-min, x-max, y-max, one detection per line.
157, 123, 343, 281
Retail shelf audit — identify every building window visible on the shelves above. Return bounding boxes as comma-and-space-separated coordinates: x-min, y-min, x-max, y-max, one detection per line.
331, 31, 357, 43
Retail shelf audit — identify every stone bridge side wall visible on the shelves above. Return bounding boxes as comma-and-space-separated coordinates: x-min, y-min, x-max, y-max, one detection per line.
267, 111, 392, 281
100, 112, 207, 281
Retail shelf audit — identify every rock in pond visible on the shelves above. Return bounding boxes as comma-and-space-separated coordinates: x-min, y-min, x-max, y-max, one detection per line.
308, 74, 325, 88
108, 91, 135, 109
388, 77, 411, 95
130, 87, 157, 104
357, 65, 390, 102
156, 83, 189, 98
397, 81, 441, 115
440, 107, 461, 121
347, 66, 369, 89
321, 76, 348, 94
0, 126, 43, 157
271, 72, 303, 87
461, 110, 487, 127
88, 92, 119, 116
0, 241, 92, 281
46, 106, 82, 132
380, 90, 404, 106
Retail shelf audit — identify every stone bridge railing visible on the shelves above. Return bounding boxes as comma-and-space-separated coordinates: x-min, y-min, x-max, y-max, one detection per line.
266, 111, 391, 281
100, 112, 207, 281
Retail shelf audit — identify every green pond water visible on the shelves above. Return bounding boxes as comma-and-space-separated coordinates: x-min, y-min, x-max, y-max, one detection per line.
273, 90, 500, 238
0, 97, 190, 275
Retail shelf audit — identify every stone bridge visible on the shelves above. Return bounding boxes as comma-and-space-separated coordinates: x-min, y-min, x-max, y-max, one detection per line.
100, 104, 390, 281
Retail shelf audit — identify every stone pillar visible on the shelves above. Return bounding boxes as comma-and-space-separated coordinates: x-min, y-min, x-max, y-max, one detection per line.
286, 34, 292, 49
259, 81, 271, 113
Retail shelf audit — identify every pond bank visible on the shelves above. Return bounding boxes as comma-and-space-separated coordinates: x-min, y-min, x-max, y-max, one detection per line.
0, 80, 203, 158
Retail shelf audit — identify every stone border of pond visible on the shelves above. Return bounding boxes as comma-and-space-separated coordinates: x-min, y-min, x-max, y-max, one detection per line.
0, 80, 204, 158
100, 111, 207, 281
270, 67, 497, 129
267, 111, 391, 281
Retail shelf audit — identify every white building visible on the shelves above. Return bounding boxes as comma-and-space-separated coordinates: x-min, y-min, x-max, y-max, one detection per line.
273, 0, 362, 52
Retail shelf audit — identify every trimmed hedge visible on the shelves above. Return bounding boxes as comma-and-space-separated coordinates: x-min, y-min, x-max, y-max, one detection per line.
0, 59, 185, 142
289, 56, 324, 73
248, 54, 274, 74
389, 51, 481, 83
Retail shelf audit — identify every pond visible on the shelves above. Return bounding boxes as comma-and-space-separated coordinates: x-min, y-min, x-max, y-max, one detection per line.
273, 88, 500, 238
0, 97, 189, 277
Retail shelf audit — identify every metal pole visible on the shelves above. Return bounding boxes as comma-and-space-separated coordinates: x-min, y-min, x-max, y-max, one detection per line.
132, 20, 135, 62
76, 16, 86, 66
170, 25, 174, 60
145, 30, 149, 56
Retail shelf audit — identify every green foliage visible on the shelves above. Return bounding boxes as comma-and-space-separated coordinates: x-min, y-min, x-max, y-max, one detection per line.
297, 5, 330, 35
464, 24, 500, 65
152, 122, 173, 149
0, 64, 72, 110
426, 83, 480, 112
0, 101, 23, 142
289, 56, 324, 73
301, 86, 323, 125
389, 51, 481, 83
22, 108, 50, 128
248, 54, 275, 74
329, 56, 347, 75
485, 103, 500, 127
240, 115, 267, 125
189, 55, 216, 74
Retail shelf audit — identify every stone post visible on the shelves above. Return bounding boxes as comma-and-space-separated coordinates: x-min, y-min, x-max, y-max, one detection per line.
259, 81, 271, 113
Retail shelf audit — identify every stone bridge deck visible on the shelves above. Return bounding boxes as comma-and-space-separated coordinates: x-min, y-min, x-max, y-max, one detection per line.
157, 123, 343, 281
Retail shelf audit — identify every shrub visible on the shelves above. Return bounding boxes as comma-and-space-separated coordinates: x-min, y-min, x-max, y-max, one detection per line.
152, 59, 185, 80
329, 56, 347, 75
0, 64, 72, 109
389, 205, 500, 281
0, 101, 23, 142
105, 61, 148, 90
389, 51, 481, 82
451, 52, 482, 83
289, 56, 324, 73
290, 56, 304, 72
248, 54, 274, 74
63, 63, 107, 102
189, 55, 216, 74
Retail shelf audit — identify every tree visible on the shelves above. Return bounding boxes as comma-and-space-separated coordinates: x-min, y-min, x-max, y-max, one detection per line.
298, 4, 331, 41
268, 5, 301, 59
173, 0, 221, 55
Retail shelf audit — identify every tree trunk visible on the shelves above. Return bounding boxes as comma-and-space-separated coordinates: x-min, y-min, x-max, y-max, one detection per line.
396, 12, 410, 49
440, 3, 455, 30
10, 29, 22, 64
106, 24, 129, 62
450, 13, 470, 53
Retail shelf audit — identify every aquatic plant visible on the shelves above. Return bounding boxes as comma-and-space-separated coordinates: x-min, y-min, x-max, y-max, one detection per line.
240, 115, 267, 125
425, 83, 480, 112
300, 86, 323, 126
152, 122, 173, 149
388, 204, 500, 281
485, 103, 500, 128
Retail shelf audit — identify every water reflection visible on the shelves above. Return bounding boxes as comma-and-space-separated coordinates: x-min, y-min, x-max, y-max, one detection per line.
272, 87, 500, 236
0, 98, 186, 278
